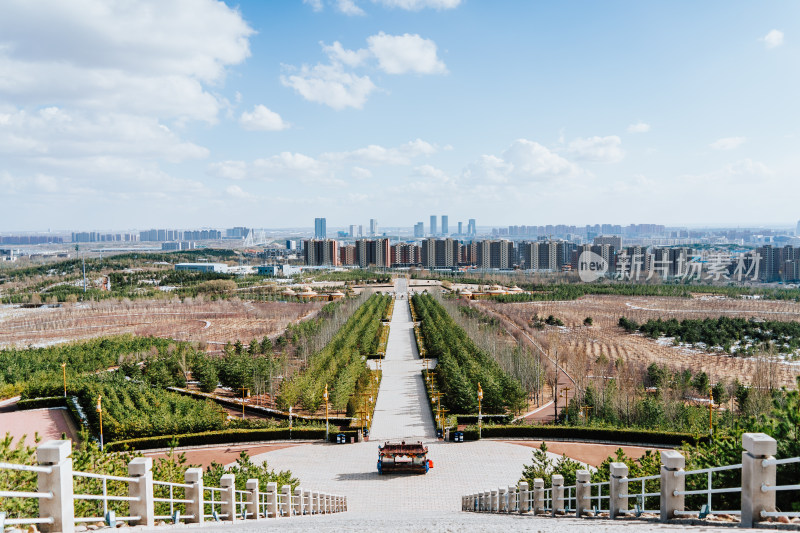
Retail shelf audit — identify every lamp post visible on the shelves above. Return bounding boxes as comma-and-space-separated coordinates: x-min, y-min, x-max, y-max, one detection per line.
96, 395, 103, 451
709, 388, 714, 436
61, 362, 67, 398
477, 382, 483, 440
560, 387, 572, 424
323, 384, 329, 441
239, 387, 249, 419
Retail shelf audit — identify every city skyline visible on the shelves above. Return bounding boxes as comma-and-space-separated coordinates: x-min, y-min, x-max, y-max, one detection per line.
1, 1, 799, 230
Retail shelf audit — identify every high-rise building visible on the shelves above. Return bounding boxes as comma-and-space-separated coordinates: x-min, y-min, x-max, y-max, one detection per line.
457, 222, 463, 235
430, 215, 437, 236
467, 219, 477, 236
796, 220, 800, 236
358, 225, 363, 238
441, 215, 449, 236
314, 218, 327, 239
369, 218, 378, 236
414, 222, 424, 238
476, 240, 515, 269
356, 238, 391, 268
303, 239, 339, 266
421, 238, 459, 268
349, 225, 356, 238
593, 235, 622, 251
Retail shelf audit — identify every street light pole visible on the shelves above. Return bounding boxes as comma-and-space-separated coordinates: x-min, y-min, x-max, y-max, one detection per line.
323, 384, 329, 441
477, 382, 483, 440
96, 395, 103, 452
61, 362, 67, 398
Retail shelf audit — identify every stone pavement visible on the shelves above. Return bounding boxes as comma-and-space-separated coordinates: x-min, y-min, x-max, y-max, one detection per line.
367, 277, 436, 442
153, 510, 752, 532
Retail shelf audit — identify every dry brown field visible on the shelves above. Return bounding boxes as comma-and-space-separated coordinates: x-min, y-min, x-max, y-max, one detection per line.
0, 298, 322, 351
475, 294, 800, 388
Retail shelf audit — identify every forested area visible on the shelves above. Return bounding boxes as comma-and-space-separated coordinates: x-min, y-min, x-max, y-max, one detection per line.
412, 292, 525, 414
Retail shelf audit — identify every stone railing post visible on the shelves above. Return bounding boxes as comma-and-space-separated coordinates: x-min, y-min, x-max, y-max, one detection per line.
281, 485, 292, 516
477, 491, 483, 511
294, 487, 303, 516
499, 486, 507, 512
127, 457, 154, 527
575, 469, 590, 517
37, 440, 74, 533
184, 467, 204, 524
266, 482, 278, 518
220, 473, 236, 521
491, 488, 499, 512
518, 481, 530, 513
741, 432, 777, 528
246, 479, 259, 520
533, 478, 544, 514
551, 474, 564, 516
660, 450, 685, 521
609, 462, 629, 518
508, 485, 517, 512
303, 489, 312, 515
312, 490, 320, 514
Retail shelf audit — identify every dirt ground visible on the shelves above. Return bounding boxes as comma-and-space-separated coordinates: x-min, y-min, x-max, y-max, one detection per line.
505, 440, 666, 467
0, 298, 322, 350
0, 398, 80, 446
144, 443, 300, 469
475, 294, 800, 388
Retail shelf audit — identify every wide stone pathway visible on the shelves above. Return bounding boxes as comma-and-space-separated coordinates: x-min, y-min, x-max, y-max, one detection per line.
367, 277, 436, 442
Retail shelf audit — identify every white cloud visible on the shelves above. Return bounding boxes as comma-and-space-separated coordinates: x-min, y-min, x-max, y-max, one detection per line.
372, 0, 461, 10
351, 166, 373, 179
627, 122, 650, 133
281, 63, 377, 110
0, 107, 208, 161
710, 136, 746, 150
322, 138, 438, 165
567, 135, 625, 163
762, 29, 784, 49
682, 158, 773, 185
208, 160, 248, 180
336, 0, 365, 15
367, 32, 447, 74
322, 41, 371, 68
0, 0, 253, 122
239, 105, 289, 131
464, 139, 581, 184
304, 0, 324, 11
225, 185, 254, 199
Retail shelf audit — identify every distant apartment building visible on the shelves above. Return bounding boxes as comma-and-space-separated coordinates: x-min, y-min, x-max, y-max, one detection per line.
390, 243, 421, 266
421, 238, 459, 268
356, 238, 390, 268
593, 235, 622, 250
1, 235, 64, 245
571, 244, 616, 273
303, 239, 339, 266
413, 222, 424, 238
467, 219, 477, 236
314, 218, 327, 239
519, 240, 565, 271
182, 229, 222, 240
457, 222, 463, 235
162, 241, 196, 251
369, 219, 378, 236
430, 215, 437, 236
225, 227, 250, 239
349, 225, 357, 238
339, 244, 356, 266
441, 215, 449, 236
475, 239, 515, 269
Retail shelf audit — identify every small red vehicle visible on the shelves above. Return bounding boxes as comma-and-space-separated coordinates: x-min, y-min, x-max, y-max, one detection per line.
377, 441, 432, 474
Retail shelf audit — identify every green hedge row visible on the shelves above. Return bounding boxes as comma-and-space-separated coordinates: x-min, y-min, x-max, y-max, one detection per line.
16, 396, 68, 410
455, 414, 510, 425
105, 427, 328, 451
465, 425, 705, 446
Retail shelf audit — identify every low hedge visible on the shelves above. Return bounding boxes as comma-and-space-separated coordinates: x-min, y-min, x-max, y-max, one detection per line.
456, 414, 510, 425
105, 427, 327, 452
466, 424, 704, 446
16, 396, 68, 410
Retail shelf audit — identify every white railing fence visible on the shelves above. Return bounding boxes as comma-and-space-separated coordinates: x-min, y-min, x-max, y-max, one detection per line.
462, 432, 797, 529
0, 440, 347, 533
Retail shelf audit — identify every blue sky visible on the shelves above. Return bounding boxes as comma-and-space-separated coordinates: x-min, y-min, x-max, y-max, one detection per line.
1, 0, 798, 232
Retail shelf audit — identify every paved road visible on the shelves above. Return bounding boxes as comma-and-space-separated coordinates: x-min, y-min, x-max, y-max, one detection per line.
368, 278, 436, 442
